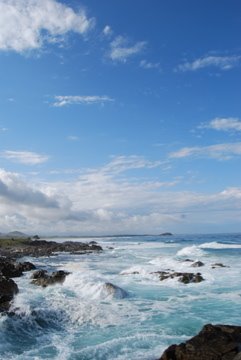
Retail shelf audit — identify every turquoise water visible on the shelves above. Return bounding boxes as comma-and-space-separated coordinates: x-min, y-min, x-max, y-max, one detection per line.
1, 233, 241, 359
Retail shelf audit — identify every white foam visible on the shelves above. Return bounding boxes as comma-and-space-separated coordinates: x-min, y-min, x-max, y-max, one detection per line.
199, 241, 241, 249
176, 245, 205, 257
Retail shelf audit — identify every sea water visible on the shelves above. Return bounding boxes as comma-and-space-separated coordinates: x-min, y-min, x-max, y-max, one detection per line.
1, 233, 241, 360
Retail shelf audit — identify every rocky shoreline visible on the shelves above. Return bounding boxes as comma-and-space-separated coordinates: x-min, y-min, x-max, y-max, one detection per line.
0, 238, 103, 312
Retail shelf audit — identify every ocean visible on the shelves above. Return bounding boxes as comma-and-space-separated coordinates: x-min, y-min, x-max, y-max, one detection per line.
1, 233, 241, 360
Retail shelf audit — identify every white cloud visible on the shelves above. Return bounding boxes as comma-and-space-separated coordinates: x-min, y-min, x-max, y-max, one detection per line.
0, 127, 7, 132
177, 55, 241, 72
0, 0, 94, 53
140, 59, 160, 70
169, 142, 241, 160
0, 157, 241, 234
200, 117, 241, 132
53, 95, 114, 107
1, 150, 49, 165
103, 25, 112, 36
108, 36, 146, 62
0, 169, 58, 208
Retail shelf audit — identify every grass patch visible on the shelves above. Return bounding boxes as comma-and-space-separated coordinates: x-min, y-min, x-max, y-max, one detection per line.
0, 237, 32, 248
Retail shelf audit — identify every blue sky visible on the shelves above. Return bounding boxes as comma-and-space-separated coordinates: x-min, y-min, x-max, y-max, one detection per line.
0, 0, 241, 235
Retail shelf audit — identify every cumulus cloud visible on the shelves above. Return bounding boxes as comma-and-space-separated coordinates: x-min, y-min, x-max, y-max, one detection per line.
169, 142, 241, 160
0, 169, 58, 208
53, 95, 114, 107
108, 36, 146, 62
200, 117, 241, 132
1, 150, 49, 165
177, 55, 241, 72
0, 159, 241, 234
0, 0, 94, 52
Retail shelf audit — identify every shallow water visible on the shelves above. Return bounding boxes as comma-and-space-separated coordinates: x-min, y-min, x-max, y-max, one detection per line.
1, 233, 241, 359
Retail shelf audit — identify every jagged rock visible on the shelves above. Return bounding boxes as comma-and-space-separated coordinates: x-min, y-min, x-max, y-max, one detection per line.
0, 276, 19, 311
159, 324, 241, 360
103, 282, 128, 299
153, 271, 204, 284
191, 261, 205, 267
31, 270, 69, 287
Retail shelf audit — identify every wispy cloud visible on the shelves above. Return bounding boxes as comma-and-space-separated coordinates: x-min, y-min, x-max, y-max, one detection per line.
0, 0, 94, 53
53, 95, 114, 107
1, 150, 49, 165
140, 59, 160, 70
169, 143, 241, 160
0, 127, 7, 132
108, 36, 146, 62
200, 117, 241, 132
67, 135, 79, 141
177, 55, 241, 72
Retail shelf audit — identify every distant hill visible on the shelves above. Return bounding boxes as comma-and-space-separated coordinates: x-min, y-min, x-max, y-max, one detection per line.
0, 231, 29, 239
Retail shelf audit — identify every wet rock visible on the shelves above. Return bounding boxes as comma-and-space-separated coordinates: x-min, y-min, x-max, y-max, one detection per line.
103, 282, 128, 299
0, 259, 23, 278
212, 263, 229, 269
0, 276, 19, 311
184, 259, 194, 262
15, 261, 36, 272
31, 269, 69, 287
153, 271, 204, 284
191, 261, 205, 267
159, 324, 241, 360
121, 271, 140, 275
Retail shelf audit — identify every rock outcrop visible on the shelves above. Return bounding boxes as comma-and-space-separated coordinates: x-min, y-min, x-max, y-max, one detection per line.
31, 269, 70, 287
153, 271, 204, 284
159, 324, 241, 360
0, 276, 19, 311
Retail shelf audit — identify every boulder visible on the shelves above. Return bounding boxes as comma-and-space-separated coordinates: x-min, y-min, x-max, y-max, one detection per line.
31, 269, 69, 287
0, 276, 19, 311
191, 261, 205, 267
15, 261, 36, 272
212, 263, 229, 269
159, 324, 241, 360
103, 282, 128, 299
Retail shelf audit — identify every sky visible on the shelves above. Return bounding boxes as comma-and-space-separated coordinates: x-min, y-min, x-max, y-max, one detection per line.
0, 0, 241, 235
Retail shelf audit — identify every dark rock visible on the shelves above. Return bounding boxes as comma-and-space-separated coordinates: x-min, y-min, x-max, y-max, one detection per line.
159, 324, 241, 360
15, 261, 36, 272
159, 232, 173, 236
0, 259, 23, 278
153, 271, 204, 284
184, 259, 194, 262
212, 263, 229, 269
0, 276, 19, 311
31, 269, 48, 279
191, 261, 205, 267
89, 241, 97, 245
31, 269, 70, 287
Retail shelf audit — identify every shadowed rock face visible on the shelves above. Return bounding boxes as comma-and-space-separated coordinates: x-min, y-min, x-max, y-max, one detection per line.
159, 324, 241, 360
